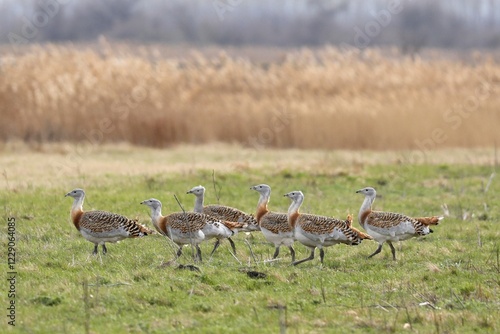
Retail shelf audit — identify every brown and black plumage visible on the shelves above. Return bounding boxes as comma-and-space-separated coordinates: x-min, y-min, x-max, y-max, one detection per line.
187, 185, 259, 232
285, 191, 372, 266
356, 187, 442, 260
187, 185, 252, 256
141, 198, 236, 262
65, 188, 154, 255
251, 184, 296, 262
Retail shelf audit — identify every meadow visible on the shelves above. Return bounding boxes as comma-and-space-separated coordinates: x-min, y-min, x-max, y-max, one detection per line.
1, 144, 499, 333
1, 43, 500, 149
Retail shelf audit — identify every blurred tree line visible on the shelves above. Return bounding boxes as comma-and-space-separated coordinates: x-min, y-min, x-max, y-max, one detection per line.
1, 0, 499, 52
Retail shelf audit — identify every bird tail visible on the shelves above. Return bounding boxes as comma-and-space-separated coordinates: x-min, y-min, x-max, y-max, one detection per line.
345, 214, 353, 227
131, 219, 156, 236
223, 220, 248, 231
139, 224, 156, 235
414, 216, 443, 226
350, 226, 373, 240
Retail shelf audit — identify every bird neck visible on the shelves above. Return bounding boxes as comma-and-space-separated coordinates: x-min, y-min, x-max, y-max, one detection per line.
71, 195, 84, 212
287, 196, 303, 216
358, 195, 374, 227
149, 206, 164, 231
193, 194, 204, 213
287, 195, 303, 229
256, 193, 269, 223
70, 196, 84, 230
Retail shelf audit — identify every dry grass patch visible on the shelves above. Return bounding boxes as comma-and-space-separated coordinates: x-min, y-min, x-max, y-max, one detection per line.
0, 143, 497, 190
1, 43, 499, 149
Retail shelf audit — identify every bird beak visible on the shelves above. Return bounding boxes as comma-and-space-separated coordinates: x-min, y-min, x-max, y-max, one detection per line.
140, 201, 145, 205
186, 191, 190, 194
355, 189, 362, 193
64, 193, 70, 197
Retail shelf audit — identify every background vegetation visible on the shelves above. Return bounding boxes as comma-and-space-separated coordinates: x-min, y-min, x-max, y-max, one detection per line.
1, 43, 499, 150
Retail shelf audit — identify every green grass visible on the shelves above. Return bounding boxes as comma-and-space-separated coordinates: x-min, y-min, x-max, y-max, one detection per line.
2, 161, 500, 333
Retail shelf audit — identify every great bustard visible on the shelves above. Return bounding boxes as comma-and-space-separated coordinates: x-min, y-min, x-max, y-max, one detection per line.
140, 198, 242, 262
356, 187, 442, 260
250, 184, 296, 263
187, 185, 259, 232
285, 190, 372, 266
65, 188, 154, 255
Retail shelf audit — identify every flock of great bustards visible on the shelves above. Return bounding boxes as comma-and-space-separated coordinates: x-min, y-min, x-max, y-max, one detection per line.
65, 184, 442, 265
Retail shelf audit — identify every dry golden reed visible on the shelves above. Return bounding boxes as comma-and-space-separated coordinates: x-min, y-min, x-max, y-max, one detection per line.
1, 43, 499, 150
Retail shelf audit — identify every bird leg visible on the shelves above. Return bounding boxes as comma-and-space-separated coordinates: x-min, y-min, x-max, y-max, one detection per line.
368, 243, 383, 258
195, 245, 203, 263
319, 248, 325, 264
228, 238, 237, 255
210, 240, 221, 256
292, 247, 315, 266
272, 246, 280, 259
102, 244, 107, 255
92, 244, 98, 255
176, 247, 183, 259
387, 241, 397, 261
288, 246, 296, 263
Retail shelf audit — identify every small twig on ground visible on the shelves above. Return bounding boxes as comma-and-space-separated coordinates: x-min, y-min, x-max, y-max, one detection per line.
263, 258, 283, 264
252, 306, 259, 322
484, 172, 495, 193
376, 304, 390, 313
450, 289, 466, 309
321, 279, 327, 304
228, 248, 243, 265
419, 301, 438, 310
441, 203, 450, 217
212, 169, 221, 203
382, 300, 398, 310
244, 239, 258, 264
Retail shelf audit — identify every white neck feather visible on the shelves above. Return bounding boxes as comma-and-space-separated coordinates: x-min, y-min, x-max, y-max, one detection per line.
148, 206, 163, 227
358, 194, 375, 223
257, 192, 270, 211
193, 194, 204, 213
72, 195, 85, 212
288, 194, 303, 216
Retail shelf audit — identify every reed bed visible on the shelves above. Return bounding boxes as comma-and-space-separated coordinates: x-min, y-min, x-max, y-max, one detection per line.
1, 42, 499, 150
